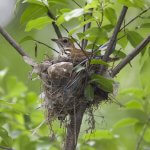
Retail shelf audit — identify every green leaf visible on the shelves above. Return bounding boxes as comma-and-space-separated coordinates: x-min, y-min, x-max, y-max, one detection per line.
6, 76, 27, 98
127, 31, 145, 55
20, 36, 34, 43
83, 27, 108, 44
23, 0, 48, 6
120, 88, 144, 99
118, 0, 145, 8
144, 128, 150, 143
102, 24, 114, 32
25, 16, 53, 31
20, 4, 47, 24
125, 100, 143, 110
90, 74, 114, 92
57, 8, 84, 25
84, 0, 99, 10
84, 84, 94, 101
113, 50, 126, 58
139, 23, 150, 28
69, 18, 94, 35
127, 31, 144, 47
104, 7, 117, 25
113, 118, 139, 129
83, 130, 114, 141
65, 8, 84, 21
118, 0, 133, 7
0, 127, 12, 147
90, 59, 109, 66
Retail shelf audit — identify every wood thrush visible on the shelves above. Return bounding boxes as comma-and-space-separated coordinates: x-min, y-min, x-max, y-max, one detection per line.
51, 37, 119, 63
51, 37, 91, 62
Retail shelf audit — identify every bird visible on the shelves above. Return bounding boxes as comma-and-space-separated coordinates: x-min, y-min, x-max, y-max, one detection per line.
51, 37, 119, 63
51, 37, 91, 62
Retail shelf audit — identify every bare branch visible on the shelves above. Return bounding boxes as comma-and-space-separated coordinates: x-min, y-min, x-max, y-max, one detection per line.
0, 25, 29, 57
47, 10, 62, 38
103, 6, 128, 62
99, 6, 128, 74
111, 35, 150, 77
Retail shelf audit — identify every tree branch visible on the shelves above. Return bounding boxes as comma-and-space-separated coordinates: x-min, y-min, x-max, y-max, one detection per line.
99, 6, 128, 74
103, 6, 128, 62
47, 10, 62, 38
111, 35, 150, 77
64, 103, 87, 150
0, 25, 29, 57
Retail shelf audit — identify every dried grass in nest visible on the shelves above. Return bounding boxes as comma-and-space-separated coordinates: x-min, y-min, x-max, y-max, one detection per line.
24, 55, 110, 129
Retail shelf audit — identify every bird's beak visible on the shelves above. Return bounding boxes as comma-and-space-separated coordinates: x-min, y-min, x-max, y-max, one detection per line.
51, 38, 58, 43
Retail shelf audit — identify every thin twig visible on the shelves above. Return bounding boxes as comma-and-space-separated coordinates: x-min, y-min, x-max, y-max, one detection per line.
100, 6, 128, 74
120, 7, 150, 31
0, 25, 29, 57
72, 0, 82, 8
136, 116, 150, 150
111, 35, 150, 77
33, 39, 59, 53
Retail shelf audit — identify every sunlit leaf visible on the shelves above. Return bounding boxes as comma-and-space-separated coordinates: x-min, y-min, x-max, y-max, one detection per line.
125, 100, 143, 110
64, 8, 84, 21
90, 74, 114, 92
23, 0, 49, 6
113, 118, 139, 129
25, 16, 53, 31
20, 4, 47, 24
0, 68, 8, 80
84, 84, 94, 101
120, 88, 144, 99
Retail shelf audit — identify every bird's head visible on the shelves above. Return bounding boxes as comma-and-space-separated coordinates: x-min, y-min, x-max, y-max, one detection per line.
51, 37, 75, 52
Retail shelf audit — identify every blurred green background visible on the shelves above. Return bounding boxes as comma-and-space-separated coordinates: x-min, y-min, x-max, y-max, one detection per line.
0, 0, 150, 150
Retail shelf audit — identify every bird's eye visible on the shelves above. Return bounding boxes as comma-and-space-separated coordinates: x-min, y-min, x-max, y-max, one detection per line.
63, 39, 68, 43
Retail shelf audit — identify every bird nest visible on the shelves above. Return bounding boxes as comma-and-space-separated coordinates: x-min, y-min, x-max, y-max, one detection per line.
24, 54, 112, 126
